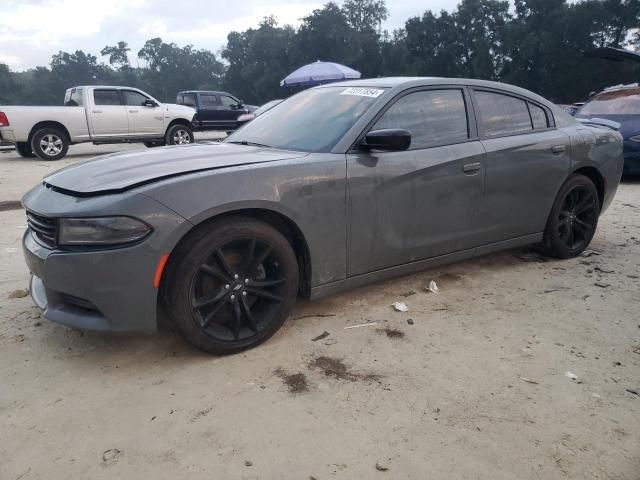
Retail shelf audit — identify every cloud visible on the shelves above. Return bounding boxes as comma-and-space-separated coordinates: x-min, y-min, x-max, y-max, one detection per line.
0, 0, 459, 71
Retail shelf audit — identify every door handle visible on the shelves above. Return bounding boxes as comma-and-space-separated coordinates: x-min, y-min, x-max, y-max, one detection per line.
551, 145, 566, 154
128, 109, 139, 113
463, 162, 482, 173
92, 110, 103, 114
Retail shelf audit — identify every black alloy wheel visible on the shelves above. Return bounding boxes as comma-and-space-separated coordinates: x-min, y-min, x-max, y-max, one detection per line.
542, 174, 600, 258
164, 217, 298, 354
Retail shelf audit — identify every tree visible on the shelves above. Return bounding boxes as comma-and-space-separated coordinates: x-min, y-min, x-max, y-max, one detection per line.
342, 0, 388, 32
100, 41, 131, 69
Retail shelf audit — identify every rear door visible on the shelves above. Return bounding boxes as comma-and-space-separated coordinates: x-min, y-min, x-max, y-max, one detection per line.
471, 88, 571, 244
346, 87, 486, 276
196, 93, 221, 129
121, 89, 164, 136
88, 88, 128, 138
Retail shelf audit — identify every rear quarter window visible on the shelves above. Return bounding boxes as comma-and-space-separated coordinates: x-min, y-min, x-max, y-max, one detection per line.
529, 103, 549, 129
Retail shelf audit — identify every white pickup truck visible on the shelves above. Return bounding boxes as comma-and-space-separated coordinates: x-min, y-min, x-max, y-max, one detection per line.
0, 86, 196, 160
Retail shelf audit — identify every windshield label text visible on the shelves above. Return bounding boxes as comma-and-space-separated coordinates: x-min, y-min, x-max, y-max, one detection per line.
341, 88, 384, 98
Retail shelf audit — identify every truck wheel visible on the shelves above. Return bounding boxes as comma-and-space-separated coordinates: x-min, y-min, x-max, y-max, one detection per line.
15, 142, 35, 158
31, 128, 69, 161
165, 124, 193, 145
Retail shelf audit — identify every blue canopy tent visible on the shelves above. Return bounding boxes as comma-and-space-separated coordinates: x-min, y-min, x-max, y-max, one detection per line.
280, 61, 361, 87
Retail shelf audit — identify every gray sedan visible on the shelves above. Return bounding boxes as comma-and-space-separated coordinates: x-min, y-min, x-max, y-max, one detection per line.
22, 77, 624, 353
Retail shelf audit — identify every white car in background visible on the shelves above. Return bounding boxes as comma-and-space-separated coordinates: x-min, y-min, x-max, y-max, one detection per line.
0, 86, 196, 160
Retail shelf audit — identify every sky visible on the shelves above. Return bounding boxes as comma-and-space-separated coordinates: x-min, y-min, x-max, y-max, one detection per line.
0, 0, 460, 71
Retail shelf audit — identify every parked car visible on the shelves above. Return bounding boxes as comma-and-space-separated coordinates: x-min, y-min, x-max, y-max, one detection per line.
237, 99, 284, 127
22, 77, 623, 353
0, 86, 196, 160
558, 103, 584, 116
176, 91, 257, 132
575, 84, 640, 175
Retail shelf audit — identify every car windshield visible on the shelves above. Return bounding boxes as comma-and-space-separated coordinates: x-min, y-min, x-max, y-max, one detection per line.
253, 99, 283, 117
579, 87, 640, 115
225, 86, 386, 152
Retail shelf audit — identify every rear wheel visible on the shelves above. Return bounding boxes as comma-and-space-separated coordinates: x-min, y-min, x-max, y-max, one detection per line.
165, 124, 193, 145
31, 128, 69, 161
163, 217, 299, 354
15, 142, 35, 158
541, 174, 600, 258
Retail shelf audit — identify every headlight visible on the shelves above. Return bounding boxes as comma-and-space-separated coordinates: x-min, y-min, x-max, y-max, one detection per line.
58, 217, 151, 246
629, 135, 640, 142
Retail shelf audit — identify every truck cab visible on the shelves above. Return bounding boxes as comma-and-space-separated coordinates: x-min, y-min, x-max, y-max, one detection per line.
177, 91, 256, 132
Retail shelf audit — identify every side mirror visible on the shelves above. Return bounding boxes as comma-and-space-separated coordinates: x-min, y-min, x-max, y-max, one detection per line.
361, 129, 411, 151
143, 99, 158, 107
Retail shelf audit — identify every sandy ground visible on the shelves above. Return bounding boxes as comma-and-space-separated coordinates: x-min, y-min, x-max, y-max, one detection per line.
0, 141, 639, 480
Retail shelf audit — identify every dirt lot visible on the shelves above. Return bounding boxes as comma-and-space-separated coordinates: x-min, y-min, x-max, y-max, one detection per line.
1, 140, 639, 480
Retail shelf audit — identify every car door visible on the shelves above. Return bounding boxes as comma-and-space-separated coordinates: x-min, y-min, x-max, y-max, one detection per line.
121, 89, 164, 136
470, 89, 571, 245
346, 87, 486, 276
218, 94, 243, 128
197, 93, 220, 129
89, 88, 128, 138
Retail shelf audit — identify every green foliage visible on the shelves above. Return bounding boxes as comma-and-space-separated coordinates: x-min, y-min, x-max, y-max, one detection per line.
0, 0, 638, 106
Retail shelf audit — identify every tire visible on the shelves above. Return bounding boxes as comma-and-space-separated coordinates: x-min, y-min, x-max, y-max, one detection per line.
165, 123, 194, 145
540, 174, 600, 259
144, 141, 165, 148
31, 128, 69, 161
15, 142, 35, 158
162, 216, 299, 354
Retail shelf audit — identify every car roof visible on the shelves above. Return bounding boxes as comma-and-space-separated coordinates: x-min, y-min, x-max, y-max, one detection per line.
316, 77, 553, 106
72, 86, 147, 90
178, 90, 235, 95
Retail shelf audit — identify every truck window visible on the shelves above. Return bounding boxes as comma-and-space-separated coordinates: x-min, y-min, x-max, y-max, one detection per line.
94, 89, 121, 106
65, 88, 83, 107
122, 90, 149, 106
182, 94, 196, 107
220, 95, 239, 108
199, 94, 218, 108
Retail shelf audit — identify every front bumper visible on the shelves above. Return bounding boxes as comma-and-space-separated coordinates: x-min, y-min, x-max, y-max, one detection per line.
21, 187, 192, 333
23, 227, 162, 333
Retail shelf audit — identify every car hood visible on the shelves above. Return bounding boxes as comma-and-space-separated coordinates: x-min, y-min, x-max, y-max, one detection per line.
44, 142, 307, 195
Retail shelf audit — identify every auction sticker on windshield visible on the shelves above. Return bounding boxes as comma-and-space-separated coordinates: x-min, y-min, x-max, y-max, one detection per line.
341, 87, 385, 98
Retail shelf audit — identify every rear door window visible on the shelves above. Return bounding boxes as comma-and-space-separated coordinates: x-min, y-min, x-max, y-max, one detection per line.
93, 89, 122, 106
373, 89, 469, 149
182, 94, 196, 107
475, 91, 532, 136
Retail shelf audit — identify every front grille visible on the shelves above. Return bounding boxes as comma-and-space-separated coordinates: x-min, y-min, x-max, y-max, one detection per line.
26, 211, 57, 248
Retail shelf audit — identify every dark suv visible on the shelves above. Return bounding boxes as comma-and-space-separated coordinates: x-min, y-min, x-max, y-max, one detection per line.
176, 91, 257, 132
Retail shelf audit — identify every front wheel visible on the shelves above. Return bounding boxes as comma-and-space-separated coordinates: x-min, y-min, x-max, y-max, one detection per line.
541, 174, 600, 258
15, 142, 35, 158
31, 128, 69, 161
165, 124, 194, 145
163, 217, 299, 354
